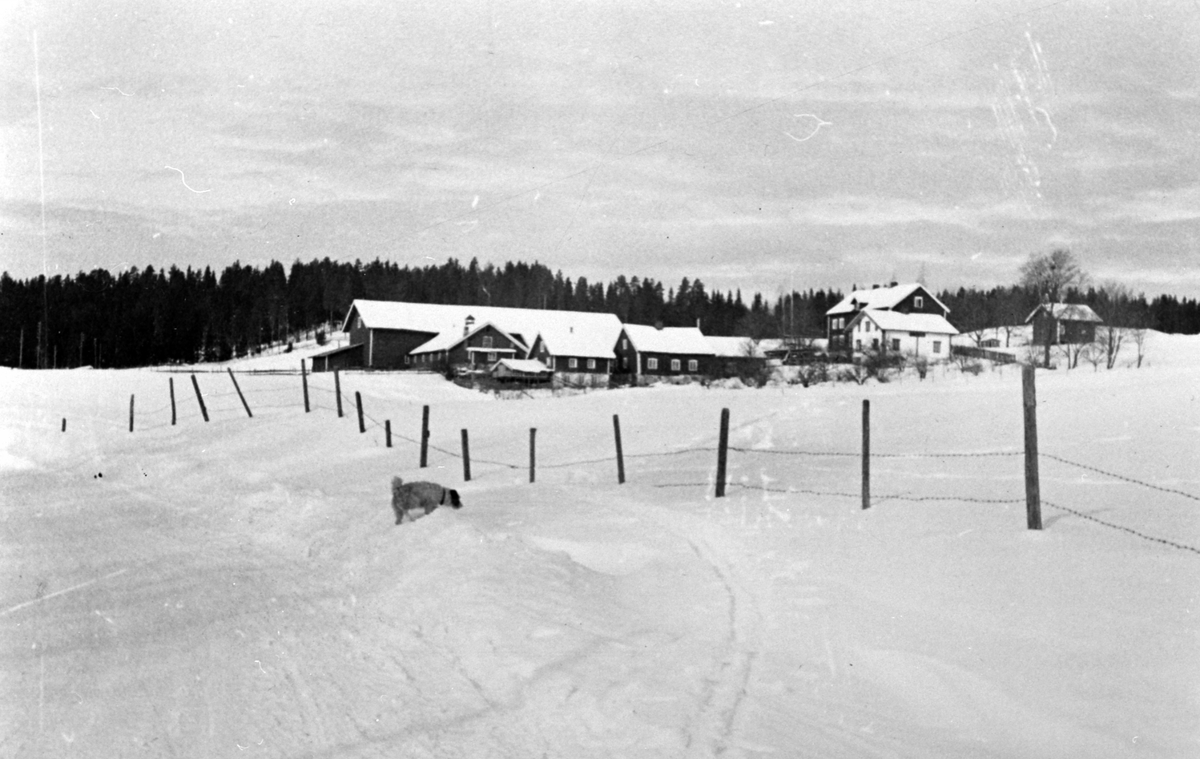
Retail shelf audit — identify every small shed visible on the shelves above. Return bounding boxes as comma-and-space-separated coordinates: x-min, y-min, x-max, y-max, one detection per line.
490, 358, 552, 382
1026, 303, 1103, 346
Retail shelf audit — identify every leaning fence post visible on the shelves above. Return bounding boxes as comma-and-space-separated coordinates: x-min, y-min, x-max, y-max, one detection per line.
715, 408, 729, 498
419, 405, 430, 468
129, 394, 135, 433
169, 377, 177, 426
461, 429, 472, 482
355, 391, 365, 433
529, 427, 537, 484
862, 399, 871, 510
613, 414, 626, 485
191, 374, 209, 422
334, 369, 344, 418
385, 420, 392, 448
1022, 366, 1043, 530
228, 369, 253, 418
301, 360, 310, 413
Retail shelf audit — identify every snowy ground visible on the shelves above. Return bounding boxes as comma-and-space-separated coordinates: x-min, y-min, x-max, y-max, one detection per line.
2, 333, 1197, 758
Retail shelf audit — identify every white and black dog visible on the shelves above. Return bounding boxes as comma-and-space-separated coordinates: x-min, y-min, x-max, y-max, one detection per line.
391, 477, 462, 524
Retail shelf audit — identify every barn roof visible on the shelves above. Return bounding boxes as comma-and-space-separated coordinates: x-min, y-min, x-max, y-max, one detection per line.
826, 283, 948, 316
622, 324, 715, 355
1024, 303, 1103, 324
344, 299, 622, 344
849, 309, 959, 335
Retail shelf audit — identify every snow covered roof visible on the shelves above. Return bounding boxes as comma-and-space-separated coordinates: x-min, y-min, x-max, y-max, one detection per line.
491, 358, 552, 374
410, 321, 527, 355
533, 322, 618, 359
344, 299, 622, 346
826, 283, 948, 316
849, 309, 959, 335
622, 324, 715, 355
706, 336, 771, 358
1024, 303, 1103, 324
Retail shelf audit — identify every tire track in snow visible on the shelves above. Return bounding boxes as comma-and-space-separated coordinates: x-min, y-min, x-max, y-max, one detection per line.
677, 530, 764, 758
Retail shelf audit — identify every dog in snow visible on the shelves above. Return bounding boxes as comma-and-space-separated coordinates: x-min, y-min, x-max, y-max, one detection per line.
391, 477, 462, 524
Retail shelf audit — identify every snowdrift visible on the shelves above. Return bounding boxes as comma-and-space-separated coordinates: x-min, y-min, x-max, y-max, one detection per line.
1, 341, 1197, 757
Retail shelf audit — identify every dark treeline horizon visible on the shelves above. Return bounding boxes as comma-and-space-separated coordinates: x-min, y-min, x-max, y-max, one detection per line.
2, 257, 1198, 369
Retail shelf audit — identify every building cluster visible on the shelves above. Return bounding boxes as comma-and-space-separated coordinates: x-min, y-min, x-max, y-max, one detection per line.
310, 282, 1102, 383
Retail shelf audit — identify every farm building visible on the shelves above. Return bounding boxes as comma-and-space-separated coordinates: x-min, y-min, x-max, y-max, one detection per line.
1026, 303, 1103, 345
614, 324, 715, 382
311, 300, 622, 375
844, 309, 958, 361
408, 321, 528, 372
825, 283, 951, 354
706, 336, 777, 375
489, 358, 552, 383
526, 322, 619, 387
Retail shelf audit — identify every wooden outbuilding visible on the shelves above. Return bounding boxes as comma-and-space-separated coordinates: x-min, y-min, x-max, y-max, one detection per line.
1026, 303, 1103, 346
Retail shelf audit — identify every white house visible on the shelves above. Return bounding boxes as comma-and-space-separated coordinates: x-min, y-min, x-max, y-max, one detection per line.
825, 282, 951, 353
845, 309, 958, 361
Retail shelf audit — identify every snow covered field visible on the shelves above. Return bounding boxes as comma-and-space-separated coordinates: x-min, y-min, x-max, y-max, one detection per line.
2, 334, 1197, 758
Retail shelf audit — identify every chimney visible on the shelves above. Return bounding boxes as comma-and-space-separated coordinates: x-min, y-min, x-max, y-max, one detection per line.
872, 283, 879, 289
464, 315, 475, 335
890, 281, 898, 287
654, 321, 664, 331
696, 317, 701, 330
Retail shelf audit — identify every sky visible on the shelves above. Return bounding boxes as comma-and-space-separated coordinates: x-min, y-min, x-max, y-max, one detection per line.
1, 0, 1198, 300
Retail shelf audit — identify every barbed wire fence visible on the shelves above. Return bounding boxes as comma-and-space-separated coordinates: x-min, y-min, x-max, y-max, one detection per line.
49, 365, 1200, 557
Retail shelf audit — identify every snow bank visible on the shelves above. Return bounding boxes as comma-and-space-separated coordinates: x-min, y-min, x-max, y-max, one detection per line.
1, 342, 1198, 757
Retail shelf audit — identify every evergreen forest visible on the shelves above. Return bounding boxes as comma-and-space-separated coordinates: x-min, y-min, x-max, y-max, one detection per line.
2, 257, 1198, 369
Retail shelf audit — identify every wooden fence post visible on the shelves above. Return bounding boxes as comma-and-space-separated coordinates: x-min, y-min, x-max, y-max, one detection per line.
61, 418, 66, 433
862, 399, 871, 510
613, 414, 625, 485
1023, 366, 1043, 530
461, 429, 471, 482
715, 408, 729, 498
228, 369, 253, 418
529, 428, 537, 484
169, 377, 177, 426
355, 391, 365, 433
334, 370, 344, 418
419, 405, 430, 468
385, 420, 392, 448
191, 374, 209, 422
301, 360, 310, 413
129, 394, 135, 433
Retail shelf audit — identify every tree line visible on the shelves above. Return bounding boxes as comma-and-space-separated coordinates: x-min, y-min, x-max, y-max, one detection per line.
1, 256, 1197, 369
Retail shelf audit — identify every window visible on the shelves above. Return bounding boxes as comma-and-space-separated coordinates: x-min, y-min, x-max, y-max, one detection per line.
488, 352, 497, 362
405, 355, 411, 365
856, 339, 862, 351
587, 358, 596, 370
482, 336, 493, 349
932, 340, 942, 354
568, 358, 578, 369
622, 338, 628, 350
647, 357, 658, 370
914, 296, 924, 309
688, 359, 698, 372
671, 359, 681, 371
872, 338, 879, 350
891, 339, 901, 351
